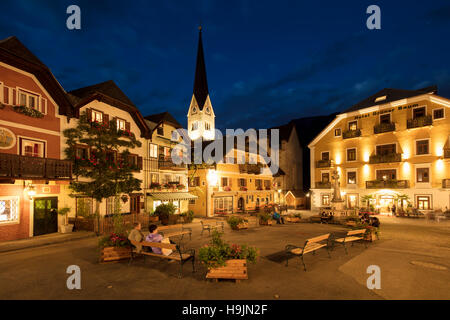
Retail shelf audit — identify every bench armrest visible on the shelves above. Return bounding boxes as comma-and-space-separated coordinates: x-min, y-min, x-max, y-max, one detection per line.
285, 244, 301, 252
182, 226, 192, 233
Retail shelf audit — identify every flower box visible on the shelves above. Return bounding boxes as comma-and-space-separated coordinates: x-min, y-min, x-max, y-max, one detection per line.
285, 217, 301, 223
12, 105, 44, 118
232, 222, 249, 230
259, 219, 273, 226
206, 259, 248, 283
100, 246, 131, 263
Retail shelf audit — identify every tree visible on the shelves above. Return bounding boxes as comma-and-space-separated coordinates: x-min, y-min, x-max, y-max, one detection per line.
64, 111, 142, 231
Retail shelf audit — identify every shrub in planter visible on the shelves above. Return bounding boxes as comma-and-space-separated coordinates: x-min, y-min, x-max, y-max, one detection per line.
198, 231, 258, 269
98, 232, 131, 262
12, 105, 44, 118
58, 207, 74, 233
180, 210, 195, 223
154, 203, 176, 225
226, 216, 247, 230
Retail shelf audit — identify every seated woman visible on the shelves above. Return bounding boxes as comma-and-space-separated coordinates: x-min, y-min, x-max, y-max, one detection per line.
145, 224, 173, 256
272, 211, 285, 224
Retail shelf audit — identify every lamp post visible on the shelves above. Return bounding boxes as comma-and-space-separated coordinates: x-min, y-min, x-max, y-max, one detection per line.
277, 189, 282, 210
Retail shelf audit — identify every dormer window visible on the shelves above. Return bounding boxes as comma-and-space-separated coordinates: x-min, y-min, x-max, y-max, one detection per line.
157, 126, 164, 136
19, 90, 40, 111
375, 95, 387, 103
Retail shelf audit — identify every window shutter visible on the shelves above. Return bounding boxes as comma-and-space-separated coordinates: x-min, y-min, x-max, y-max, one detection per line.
12, 88, 16, 105
137, 156, 143, 170
125, 121, 130, 131
85, 108, 92, 122
229, 178, 232, 186
112, 117, 118, 129
3, 87, 8, 104
103, 114, 109, 127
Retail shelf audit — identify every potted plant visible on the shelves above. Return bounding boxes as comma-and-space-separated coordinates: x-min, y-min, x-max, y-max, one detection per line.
199, 231, 258, 281
154, 202, 176, 225
226, 216, 248, 230
98, 232, 131, 262
258, 211, 272, 225
147, 210, 159, 222
58, 207, 74, 233
180, 210, 195, 223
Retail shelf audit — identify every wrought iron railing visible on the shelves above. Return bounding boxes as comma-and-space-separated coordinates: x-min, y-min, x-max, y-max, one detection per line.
316, 159, 332, 168
369, 153, 402, 164
315, 181, 332, 189
407, 115, 432, 129
343, 129, 361, 139
239, 163, 263, 174
0, 153, 72, 180
374, 122, 395, 134
442, 179, 450, 189
366, 180, 410, 189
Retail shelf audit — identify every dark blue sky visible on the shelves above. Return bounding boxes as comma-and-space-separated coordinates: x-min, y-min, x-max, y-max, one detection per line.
1, 0, 449, 131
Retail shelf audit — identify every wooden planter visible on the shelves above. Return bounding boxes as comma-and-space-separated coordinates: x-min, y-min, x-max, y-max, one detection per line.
206, 259, 248, 283
259, 219, 273, 226
231, 222, 249, 230
285, 217, 301, 223
100, 246, 131, 263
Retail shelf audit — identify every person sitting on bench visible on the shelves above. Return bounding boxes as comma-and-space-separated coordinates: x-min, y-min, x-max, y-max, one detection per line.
272, 210, 285, 224
128, 222, 145, 253
145, 224, 173, 256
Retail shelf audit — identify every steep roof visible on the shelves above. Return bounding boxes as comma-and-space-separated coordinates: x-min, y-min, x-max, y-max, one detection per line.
69, 80, 136, 107
270, 122, 295, 142
344, 85, 437, 113
0, 36, 46, 67
144, 111, 182, 129
192, 27, 209, 109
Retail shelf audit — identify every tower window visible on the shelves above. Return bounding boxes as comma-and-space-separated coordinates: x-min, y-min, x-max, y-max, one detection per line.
191, 122, 198, 131
205, 123, 210, 130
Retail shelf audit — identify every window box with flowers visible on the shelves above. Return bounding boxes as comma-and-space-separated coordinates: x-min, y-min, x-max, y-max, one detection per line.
163, 183, 172, 190
240, 186, 248, 191
150, 182, 162, 190
223, 186, 231, 191
12, 105, 44, 118
98, 232, 131, 262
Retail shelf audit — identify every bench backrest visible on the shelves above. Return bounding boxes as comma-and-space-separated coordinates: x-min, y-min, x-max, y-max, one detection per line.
347, 229, 366, 236
130, 240, 177, 251
307, 233, 330, 244
158, 224, 183, 231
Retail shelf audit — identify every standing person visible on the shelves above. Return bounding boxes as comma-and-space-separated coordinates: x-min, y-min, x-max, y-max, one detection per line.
128, 222, 144, 253
392, 204, 396, 216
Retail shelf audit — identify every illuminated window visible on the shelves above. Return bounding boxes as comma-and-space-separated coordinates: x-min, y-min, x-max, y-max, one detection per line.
0, 197, 19, 223
321, 194, 330, 206
116, 118, 126, 131
433, 108, 444, 120
20, 138, 45, 158
375, 95, 387, 102
416, 140, 429, 155
149, 143, 158, 158
347, 171, 357, 184
347, 148, 357, 161
348, 121, 357, 131
92, 110, 103, 123
416, 168, 429, 183
18, 90, 40, 111
416, 195, 431, 210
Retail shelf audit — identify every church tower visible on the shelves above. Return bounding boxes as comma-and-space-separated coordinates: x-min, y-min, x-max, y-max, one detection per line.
187, 26, 215, 141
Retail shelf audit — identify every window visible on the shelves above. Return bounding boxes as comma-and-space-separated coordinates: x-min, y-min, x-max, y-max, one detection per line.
20, 138, 45, 157
106, 197, 116, 215
416, 195, 431, 210
416, 168, 429, 183
346, 194, 358, 208
380, 114, 391, 124
416, 140, 429, 155
322, 152, 330, 161
413, 107, 426, 119
149, 143, 158, 158
347, 171, 356, 184
190, 177, 200, 187
221, 177, 229, 187
376, 169, 396, 181
76, 197, 93, 217
375, 95, 387, 102
157, 126, 164, 136
189, 199, 196, 205
205, 123, 210, 130
347, 148, 357, 161
433, 108, 444, 120
18, 90, 40, 111
348, 121, 357, 131
75, 145, 89, 160
321, 194, 330, 206
322, 172, 330, 183
92, 110, 103, 123
334, 129, 341, 137
239, 178, 247, 187
151, 173, 159, 184
0, 197, 19, 223
376, 144, 396, 155
116, 118, 126, 131
191, 122, 198, 131
214, 196, 233, 213
264, 180, 271, 189
255, 179, 262, 189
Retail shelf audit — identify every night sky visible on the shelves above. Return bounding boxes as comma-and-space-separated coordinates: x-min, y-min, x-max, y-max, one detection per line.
1, 0, 449, 131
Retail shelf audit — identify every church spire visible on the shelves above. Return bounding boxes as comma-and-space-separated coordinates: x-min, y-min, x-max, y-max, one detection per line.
193, 26, 209, 109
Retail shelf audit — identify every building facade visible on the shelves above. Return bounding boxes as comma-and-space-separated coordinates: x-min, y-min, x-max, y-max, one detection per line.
0, 37, 73, 240
309, 86, 450, 213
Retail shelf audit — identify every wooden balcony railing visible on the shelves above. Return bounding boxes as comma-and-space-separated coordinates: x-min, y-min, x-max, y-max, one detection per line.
158, 157, 187, 171
369, 153, 402, 164
374, 122, 395, 134
239, 163, 263, 174
343, 129, 361, 139
444, 148, 450, 159
366, 180, 410, 189
442, 179, 450, 189
407, 115, 432, 129
0, 153, 72, 180
316, 159, 332, 168
315, 181, 331, 189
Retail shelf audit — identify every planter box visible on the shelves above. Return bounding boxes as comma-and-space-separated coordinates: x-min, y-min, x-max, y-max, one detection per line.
259, 219, 273, 226
364, 229, 379, 242
206, 259, 248, 283
148, 216, 159, 223
60, 224, 74, 233
100, 246, 131, 263
231, 222, 248, 230
285, 217, 301, 223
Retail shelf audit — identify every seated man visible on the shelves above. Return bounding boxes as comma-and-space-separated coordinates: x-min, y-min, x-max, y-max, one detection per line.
272, 211, 285, 224
128, 222, 144, 253
145, 224, 173, 256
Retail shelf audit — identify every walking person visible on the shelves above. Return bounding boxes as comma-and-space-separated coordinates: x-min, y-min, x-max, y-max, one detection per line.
391, 204, 396, 216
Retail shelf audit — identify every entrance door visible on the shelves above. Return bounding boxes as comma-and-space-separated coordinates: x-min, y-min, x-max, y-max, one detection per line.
33, 197, 58, 236
238, 197, 244, 211
379, 195, 394, 214
130, 195, 140, 214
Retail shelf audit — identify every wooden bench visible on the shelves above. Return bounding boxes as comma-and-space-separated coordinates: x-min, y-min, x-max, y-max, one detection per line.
285, 233, 331, 271
129, 240, 195, 278
158, 224, 192, 240
200, 220, 224, 235
332, 229, 368, 254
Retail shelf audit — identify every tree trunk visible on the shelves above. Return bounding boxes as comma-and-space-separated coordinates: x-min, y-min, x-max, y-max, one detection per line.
95, 200, 101, 235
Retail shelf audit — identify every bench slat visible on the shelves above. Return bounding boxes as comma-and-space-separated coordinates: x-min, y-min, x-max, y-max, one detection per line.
347, 229, 366, 236
307, 233, 330, 243
130, 240, 177, 250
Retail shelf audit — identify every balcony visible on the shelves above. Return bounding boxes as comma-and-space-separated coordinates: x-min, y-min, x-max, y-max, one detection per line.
443, 179, 450, 189
366, 180, 410, 189
239, 163, 262, 174
315, 181, 331, 189
158, 157, 187, 171
0, 153, 72, 180
316, 159, 331, 168
407, 115, 432, 129
374, 122, 395, 134
369, 153, 402, 164
444, 148, 450, 159
343, 129, 361, 139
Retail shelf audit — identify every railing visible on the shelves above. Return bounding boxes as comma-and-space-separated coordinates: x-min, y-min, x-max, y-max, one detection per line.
369, 153, 402, 164
315, 181, 331, 189
316, 159, 331, 168
407, 115, 432, 129
0, 153, 72, 180
374, 122, 395, 134
444, 148, 450, 159
366, 180, 410, 189
443, 179, 450, 189
343, 129, 361, 139
239, 163, 262, 174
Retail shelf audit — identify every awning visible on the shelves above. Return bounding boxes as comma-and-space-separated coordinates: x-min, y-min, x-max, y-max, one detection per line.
146, 192, 198, 201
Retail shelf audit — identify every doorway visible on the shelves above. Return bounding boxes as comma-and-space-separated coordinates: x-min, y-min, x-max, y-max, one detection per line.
33, 197, 58, 236
379, 195, 394, 214
130, 195, 140, 214
237, 197, 244, 211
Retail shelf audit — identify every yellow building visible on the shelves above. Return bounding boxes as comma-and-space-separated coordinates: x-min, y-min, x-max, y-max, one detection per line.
308, 86, 450, 213
143, 112, 194, 213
